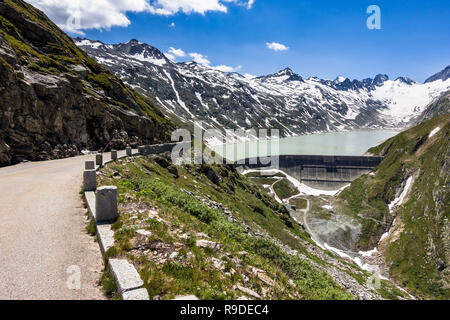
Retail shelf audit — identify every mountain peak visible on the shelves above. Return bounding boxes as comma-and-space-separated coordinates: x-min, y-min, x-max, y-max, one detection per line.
395, 76, 416, 85
334, 76, 348, 83
263, 67, 303, 82
374, 74, 389, 85
425, 65, 450, 83
278, 67, 294, 75
114, 39, 168, 63
128, 38, 141, 44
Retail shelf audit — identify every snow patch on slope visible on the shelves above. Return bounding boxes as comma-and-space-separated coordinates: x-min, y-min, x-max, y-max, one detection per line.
372, 79, 450, 123
240, 168, 349, 196
428, 127, 441, 138
128, 52, 166, 66
388, 176, 414, 213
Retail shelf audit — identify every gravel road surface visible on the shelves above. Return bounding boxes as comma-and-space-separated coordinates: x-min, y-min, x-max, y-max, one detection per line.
0, 153, 123, 299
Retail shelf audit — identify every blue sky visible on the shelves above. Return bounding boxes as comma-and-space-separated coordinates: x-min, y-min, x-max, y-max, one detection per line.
31, 0, 450, 82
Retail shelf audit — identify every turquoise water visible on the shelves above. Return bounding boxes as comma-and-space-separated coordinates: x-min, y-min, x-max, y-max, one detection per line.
212, 130, 399, 161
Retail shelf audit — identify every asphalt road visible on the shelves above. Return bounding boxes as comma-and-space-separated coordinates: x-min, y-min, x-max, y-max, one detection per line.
0, 153, 122, 300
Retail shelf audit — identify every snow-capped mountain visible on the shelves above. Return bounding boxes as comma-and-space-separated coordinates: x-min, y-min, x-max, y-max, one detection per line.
75, 38, 450, 139
425, 65, 450, 83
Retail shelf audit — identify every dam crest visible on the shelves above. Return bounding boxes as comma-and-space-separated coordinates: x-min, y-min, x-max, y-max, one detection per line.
239, 155, 384, 190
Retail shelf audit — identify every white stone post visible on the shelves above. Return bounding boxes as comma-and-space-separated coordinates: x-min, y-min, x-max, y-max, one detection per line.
85, 160, 95, 170
95, 154, 103, 166
83, 170, 96, 191
95, 186, 118, 223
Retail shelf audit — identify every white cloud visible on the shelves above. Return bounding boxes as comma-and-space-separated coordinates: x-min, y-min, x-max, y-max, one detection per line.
189, 52, 211, 66
165, 53, 176, 61
27, 0, 150, 35
169, 22, 175, 28
165, 46, 242, 72
189, 53, 241, 72
247, 0, 255, 9
266, 42, 289, 51
244, 73, 256, 79
169, 47, 186, 57
212, 65, 242, 72
165, 47, 186, 61
27, 0, 254, 34
147, 0, 227, 15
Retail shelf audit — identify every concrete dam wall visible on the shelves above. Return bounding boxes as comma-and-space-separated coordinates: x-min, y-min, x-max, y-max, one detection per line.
239, 155, 384, 190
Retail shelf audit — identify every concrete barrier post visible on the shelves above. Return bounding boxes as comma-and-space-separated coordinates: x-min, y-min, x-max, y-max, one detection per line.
85, 160, 95, 170
83, 170, 97, 191
95, 186, 118, 223
111, 150, 118, 161
96, 154, 103, 166
126, 146, 132, 157
138, 146, 145, 156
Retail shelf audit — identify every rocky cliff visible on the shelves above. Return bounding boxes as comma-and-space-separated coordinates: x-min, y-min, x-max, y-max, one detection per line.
0, 0, 174, 166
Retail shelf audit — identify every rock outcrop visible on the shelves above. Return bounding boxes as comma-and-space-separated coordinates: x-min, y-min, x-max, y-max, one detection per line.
0, 0, 174, 166
425, 65, 450, 83
413, 90, 450, 125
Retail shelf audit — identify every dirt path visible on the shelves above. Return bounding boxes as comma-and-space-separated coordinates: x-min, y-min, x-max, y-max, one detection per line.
0, 153, 122, 300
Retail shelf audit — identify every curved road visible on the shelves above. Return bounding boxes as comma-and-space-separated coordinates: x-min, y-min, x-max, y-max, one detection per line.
0, 153, 122, 300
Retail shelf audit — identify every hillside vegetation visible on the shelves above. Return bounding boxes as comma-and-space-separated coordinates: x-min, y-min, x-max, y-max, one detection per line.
95, 153, 409, 300
0, 0, 174, 166
338, 113, 450, 299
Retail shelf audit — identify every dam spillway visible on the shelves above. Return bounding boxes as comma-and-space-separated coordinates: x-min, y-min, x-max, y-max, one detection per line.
239, 155, 384, 190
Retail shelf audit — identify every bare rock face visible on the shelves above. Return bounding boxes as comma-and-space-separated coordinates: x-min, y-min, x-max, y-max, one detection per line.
0, 60, 164, 164
425, 65, 450, 83
0, 139, 11, 164
0, 0, 174, 166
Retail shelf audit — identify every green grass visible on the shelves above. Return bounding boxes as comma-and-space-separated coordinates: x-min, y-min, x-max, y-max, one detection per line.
97, 156, 356, 300
101, 266, 121, 300
244, 172, 285, 178
246, 177, 278, 188
273, 178, 299, 200
88, 73, 113, 91
289, 197, 308, 210
378, 280, 409, 300
0, 57, 13, 71
86, 219, 96, 237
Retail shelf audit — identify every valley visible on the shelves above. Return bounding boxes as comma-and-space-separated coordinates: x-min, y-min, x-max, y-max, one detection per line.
236, 113, 450, 300
0, 0, 448, 302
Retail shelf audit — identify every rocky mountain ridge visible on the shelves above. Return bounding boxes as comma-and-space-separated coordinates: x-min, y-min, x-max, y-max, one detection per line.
0, 1, 174, 166
425, 65, 450, 83
414, 90, 450, 124
76, 38, 450, 142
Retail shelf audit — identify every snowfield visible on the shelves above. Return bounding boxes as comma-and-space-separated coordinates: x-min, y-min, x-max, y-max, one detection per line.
372, 79, 450, 124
